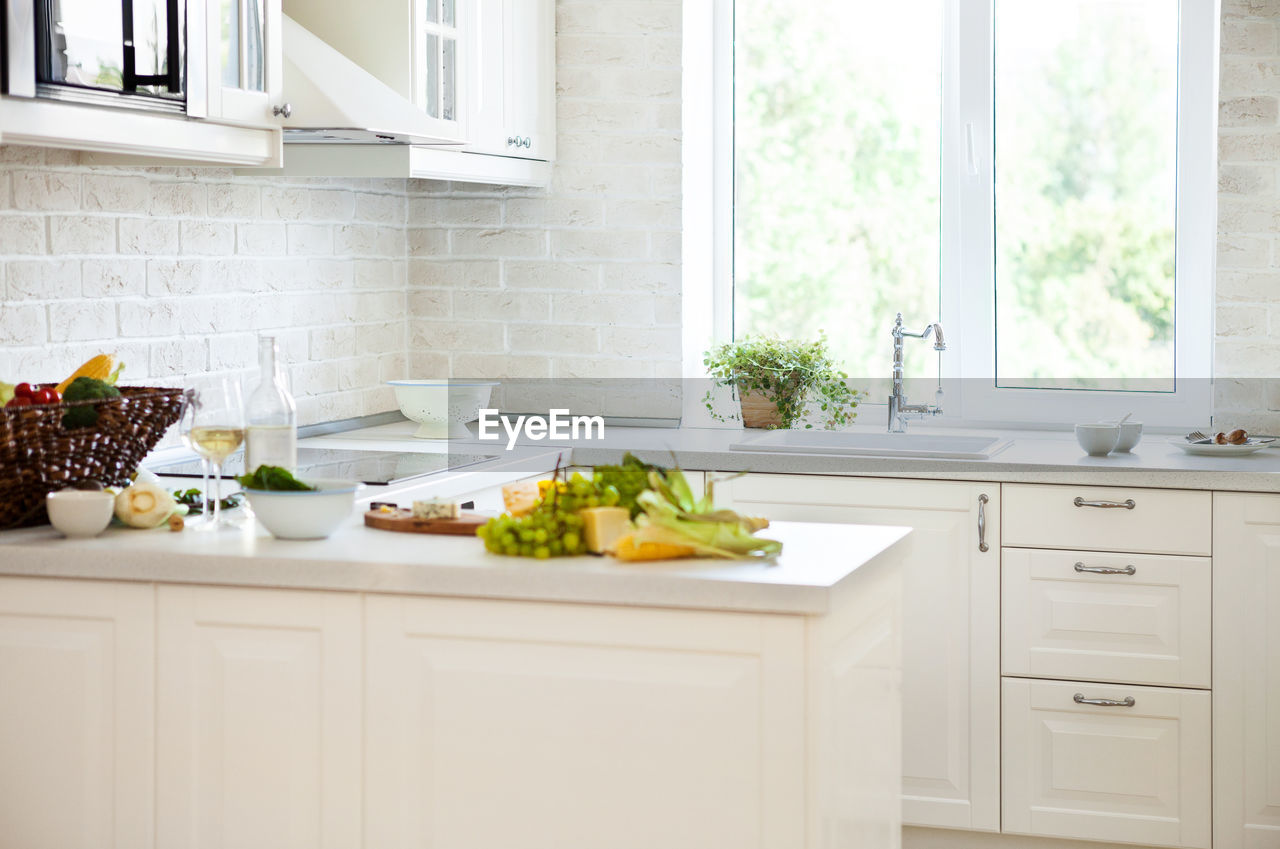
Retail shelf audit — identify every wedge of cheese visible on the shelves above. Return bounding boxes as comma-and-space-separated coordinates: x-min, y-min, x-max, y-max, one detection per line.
581, 506, 632, 554
501, 480, 541, 517
412, 499, 460, 520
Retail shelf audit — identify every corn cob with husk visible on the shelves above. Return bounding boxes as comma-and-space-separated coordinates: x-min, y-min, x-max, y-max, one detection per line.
614, 468, 781, 561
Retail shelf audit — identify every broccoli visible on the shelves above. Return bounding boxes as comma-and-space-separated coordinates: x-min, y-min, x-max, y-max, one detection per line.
61, 376, 122, 429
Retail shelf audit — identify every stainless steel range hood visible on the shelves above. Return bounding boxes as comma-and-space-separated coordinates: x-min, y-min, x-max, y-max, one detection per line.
281, 15, 463, 145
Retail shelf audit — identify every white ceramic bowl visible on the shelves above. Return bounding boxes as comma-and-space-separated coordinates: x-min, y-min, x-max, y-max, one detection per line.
1114, 421, 1144, 452
388, 380, 499, 439
1075, 423, 1121, 457
46, 489, 115, 538
243, 479, 362, 540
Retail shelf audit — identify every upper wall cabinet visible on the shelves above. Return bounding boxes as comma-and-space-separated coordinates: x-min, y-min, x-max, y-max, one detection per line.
283, 0, 465, 143
0, 0, 284, 164
204, 0, 286, 130
266, 0, 554, 186
466, 0, 555, 162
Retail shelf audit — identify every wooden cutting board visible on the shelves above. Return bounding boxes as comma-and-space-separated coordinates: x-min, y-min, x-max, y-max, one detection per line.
364, 508, 488, 535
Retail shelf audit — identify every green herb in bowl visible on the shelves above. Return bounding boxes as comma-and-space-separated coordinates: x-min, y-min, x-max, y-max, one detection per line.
235, 465, 315, 492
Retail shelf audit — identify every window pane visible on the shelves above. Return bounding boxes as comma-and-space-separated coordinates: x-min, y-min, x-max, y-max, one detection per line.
734, 1, 943, 380
994, 0, 1178, 391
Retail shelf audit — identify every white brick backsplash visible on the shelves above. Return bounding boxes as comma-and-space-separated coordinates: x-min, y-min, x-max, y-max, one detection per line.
150, 338, 207, 376
286, 222, 333, 255
7, 260, 80, 300
508, 323, 599, 355
180, 220, 234, 255
409, 258, 500, 288
119, 217, 179, 255
48, 300, 115, 342
208, 183, 261, 218
150, 182, 207, 217
0, 214, 47, 255
50, 215, 114, 254
146, 259, 205, 296
308, 189, 356, 222
505, 260, 599, 289
82, 259, 145, 297
236, 222, 287, 255
0, 302, 47, 345
552, 292, 653, 325
1218, 17, 1280, 392
550, 230, 647, 260
81, 173, 150, 213
452, 228, 548, 257
14, 170, 81, 211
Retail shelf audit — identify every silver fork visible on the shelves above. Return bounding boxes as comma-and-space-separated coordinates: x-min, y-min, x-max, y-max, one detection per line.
1186, 430, 1209, 443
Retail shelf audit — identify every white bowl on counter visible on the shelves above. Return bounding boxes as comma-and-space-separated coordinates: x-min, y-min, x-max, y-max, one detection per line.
1075, 423, 1121, 457
46, 489, 115, 538
1113, 421, 1143, 452
388, 380, 499, 439
243, 479, 362, 540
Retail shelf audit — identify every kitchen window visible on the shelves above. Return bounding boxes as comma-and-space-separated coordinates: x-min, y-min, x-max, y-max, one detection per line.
684, 0, 1217, 425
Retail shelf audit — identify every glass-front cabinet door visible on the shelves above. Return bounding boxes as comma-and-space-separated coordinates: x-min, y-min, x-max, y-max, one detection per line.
415, 0, 463, 134
204, 0, 283, 128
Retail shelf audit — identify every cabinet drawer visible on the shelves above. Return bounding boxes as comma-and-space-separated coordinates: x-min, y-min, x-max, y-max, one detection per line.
1002, 677, 1211, 848
1003, 484, 1210, 555
1002, 549, 1210, 688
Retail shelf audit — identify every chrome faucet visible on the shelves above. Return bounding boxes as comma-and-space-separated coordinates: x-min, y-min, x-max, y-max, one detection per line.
889, 313, 946, 432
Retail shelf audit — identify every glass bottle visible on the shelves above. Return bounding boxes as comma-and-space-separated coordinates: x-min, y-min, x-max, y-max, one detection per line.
245, 336, 297, 473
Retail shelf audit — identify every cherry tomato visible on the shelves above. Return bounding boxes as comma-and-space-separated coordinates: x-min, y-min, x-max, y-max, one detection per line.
13, 382, 34, 399
33, 387, 59, 405
5, 396, 32, 408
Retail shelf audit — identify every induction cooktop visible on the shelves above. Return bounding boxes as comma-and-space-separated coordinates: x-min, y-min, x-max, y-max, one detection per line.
149, 447, 497, 486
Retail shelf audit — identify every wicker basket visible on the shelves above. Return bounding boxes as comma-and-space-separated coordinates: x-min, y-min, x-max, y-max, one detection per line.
0, 386, 184, 529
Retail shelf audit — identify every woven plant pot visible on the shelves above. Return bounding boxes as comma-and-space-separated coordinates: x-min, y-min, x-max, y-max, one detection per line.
739, 389, 785, 429
0, 385, 184, 529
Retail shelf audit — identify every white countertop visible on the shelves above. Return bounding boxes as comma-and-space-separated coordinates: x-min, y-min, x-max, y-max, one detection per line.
0, 517, 909, 616
418, 420, 1280, 493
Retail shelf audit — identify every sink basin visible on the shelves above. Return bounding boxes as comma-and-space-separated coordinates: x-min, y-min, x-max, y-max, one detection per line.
730, 430, 1011, 460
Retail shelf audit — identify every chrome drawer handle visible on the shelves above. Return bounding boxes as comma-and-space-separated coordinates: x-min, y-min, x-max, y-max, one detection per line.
977, 494, 989, 552
1073, 497, 1135, 510
1074, 562, 1136, 576
1074, 693, 1135, 708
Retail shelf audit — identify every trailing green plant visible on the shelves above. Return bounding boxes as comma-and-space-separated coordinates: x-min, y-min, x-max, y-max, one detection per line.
702, 334, 860, 429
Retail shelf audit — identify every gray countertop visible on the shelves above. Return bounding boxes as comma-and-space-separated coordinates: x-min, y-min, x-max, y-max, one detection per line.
316, 419, 1280, 494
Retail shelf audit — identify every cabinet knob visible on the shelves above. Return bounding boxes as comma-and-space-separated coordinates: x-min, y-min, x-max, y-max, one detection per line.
507, 136, 519, 147
272, 103, 293, 119
522, 136, 532, 148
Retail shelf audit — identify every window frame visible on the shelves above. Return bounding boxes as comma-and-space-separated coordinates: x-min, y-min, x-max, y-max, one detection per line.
686, 0, 1219, 428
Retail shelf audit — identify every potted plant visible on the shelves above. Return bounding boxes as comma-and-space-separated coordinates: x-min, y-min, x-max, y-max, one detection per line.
703, 335, 860, 429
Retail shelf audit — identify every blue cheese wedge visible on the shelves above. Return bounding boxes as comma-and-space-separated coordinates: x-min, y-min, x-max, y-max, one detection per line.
412, 499, 461, 520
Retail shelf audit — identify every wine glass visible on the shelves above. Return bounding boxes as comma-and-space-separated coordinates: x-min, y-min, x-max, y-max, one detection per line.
179, 378, 245, 531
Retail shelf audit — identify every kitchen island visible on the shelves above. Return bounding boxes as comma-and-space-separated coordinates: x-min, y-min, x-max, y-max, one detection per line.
0, 517, 909, 849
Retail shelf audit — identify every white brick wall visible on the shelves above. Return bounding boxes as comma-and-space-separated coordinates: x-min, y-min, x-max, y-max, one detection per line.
0, 147, 408, 428
404, 0, 683, 381
1216, 1, 1280, 427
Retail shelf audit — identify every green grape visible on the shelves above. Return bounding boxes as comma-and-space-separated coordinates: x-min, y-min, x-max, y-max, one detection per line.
586, 496, 600, 508
562, 532, 580, 552
533, 528, 548, 544
548, 540, 563, 556
534, 546, 550, 559
519, 529, 535, 543
601, 485, 620, 506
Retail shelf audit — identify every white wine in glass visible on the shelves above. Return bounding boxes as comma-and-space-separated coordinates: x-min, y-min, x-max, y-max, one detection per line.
179, 379, 245, 530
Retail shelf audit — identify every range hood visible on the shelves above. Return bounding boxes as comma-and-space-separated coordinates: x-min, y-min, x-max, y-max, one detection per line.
281, 16, 462, 145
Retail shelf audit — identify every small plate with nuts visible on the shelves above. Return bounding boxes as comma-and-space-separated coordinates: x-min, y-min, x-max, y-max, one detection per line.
1172, 429, 1275, 456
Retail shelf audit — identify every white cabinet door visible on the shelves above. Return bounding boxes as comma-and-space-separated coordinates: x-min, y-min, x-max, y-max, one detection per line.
1214, 492, 1280, 849
204, 0, 285, 128
0, 578, 154, 849
365, 595, 806, 849
1002, 677, 1211, 848
464, 0, 554, 159
156, 585, 361, 849
716, 474, 1001, 831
